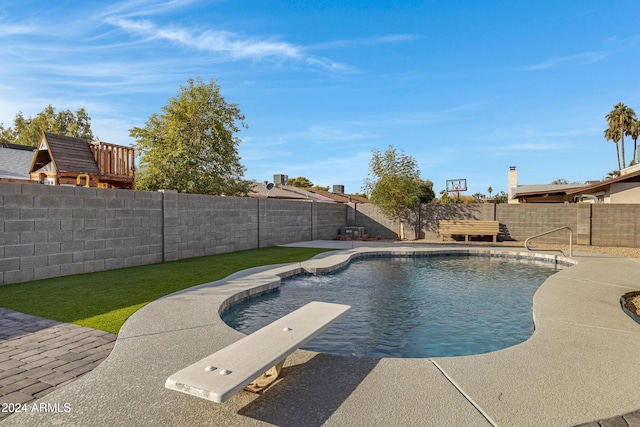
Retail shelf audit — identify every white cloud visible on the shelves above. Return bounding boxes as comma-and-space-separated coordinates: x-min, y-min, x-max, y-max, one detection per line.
97, 0, 201, 20
307, 125, 377, 142
0, 23, 41, 37
522, 51, 607, 71
502, 142, 566, 151
310, 34, 418, 50
106, 17, 349, 71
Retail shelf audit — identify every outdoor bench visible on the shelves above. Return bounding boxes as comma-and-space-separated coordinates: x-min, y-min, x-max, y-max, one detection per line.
439, 220, 500, 243
165, 301, 351, 403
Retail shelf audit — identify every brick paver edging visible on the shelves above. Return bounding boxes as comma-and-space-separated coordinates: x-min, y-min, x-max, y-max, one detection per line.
0, 308, 115, 421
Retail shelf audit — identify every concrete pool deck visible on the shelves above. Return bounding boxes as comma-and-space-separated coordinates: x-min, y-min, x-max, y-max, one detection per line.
2, 241, 640, 426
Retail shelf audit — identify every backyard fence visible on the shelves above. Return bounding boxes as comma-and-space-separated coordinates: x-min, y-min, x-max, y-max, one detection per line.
2, 181, 640, 285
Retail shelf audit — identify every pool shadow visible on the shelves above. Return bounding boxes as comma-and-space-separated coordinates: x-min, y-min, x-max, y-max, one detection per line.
238, 353, 380, 426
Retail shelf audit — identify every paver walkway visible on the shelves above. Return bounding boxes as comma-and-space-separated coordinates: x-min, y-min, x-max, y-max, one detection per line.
0, 308, 115, 422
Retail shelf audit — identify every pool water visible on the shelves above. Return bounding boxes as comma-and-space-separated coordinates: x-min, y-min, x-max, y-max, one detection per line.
222, 256, 561, 358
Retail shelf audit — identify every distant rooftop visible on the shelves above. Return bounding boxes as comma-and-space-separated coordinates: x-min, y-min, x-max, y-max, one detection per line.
249, 182, 368, 203
0, 144, 36, 180
511, 183, 587, 198
1, 141, 37, 151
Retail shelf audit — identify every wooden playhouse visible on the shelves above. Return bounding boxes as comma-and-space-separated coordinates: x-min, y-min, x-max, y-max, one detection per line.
29, 132, 135, 189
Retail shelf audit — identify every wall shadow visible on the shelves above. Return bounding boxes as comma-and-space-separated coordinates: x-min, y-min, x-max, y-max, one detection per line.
499, 224, 518, 241
421, 204, 484, 236
0, 307, 62, 341
238, 353, 380, 427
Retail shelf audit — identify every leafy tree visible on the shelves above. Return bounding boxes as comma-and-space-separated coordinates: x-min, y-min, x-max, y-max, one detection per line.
493, 191, 508, 204
438, 189, 477, 204
0, 104, 94, 146
362, 145, 422, 237
605, 102, 637, 169
131, 77, 250, 196
312, 185, 330, 191
417, 179, 436, 203
471, 192, 486, 203
438, 189, 456, 204
288, 176, 314, 188
551, 178, 582, 185
606, 170, 620, 179
0, 124, 15, 142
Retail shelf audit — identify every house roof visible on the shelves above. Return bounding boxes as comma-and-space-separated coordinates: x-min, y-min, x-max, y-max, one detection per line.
511, 183, 587, 198
1, 141, 37, 151
0, 145, 36, 180
30, 133, 100, 175
250, 182, 336, 202
565, 168, 640, 195
249, 182, 369, 203
307, 189, 369, 203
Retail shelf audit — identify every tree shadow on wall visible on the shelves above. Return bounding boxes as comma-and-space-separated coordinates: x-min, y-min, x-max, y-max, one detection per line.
420, 204, 484, 238
402, 207, 421, 240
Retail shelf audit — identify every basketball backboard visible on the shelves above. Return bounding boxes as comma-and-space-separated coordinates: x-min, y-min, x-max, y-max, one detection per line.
446, 179, 467, 192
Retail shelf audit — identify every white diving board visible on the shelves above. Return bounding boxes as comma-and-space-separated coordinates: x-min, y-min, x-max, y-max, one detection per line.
165, 301, 351, 403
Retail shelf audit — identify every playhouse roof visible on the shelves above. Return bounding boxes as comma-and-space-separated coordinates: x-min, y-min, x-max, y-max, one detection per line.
30, 133, 100, 175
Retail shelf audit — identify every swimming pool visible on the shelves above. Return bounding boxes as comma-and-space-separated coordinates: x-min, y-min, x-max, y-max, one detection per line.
222, 255, 562, 358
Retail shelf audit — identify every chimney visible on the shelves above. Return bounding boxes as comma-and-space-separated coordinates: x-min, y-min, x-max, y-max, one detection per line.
508, 166, 518, 203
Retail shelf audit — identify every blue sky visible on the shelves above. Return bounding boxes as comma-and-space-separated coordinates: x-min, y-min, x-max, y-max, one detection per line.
2, 1, 640, 196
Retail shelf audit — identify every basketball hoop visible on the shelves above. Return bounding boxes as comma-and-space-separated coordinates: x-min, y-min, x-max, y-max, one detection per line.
446, 179, 467, 192
446, 179, 467, 201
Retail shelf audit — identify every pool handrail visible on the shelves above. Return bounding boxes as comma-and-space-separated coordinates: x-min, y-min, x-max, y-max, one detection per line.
525, 226, 573, 257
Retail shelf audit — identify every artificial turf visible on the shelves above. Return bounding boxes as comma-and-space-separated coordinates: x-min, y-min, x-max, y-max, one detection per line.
0, 246, 333, 334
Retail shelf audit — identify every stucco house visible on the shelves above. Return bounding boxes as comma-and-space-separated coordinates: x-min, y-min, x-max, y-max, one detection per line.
566, 165, 640, 203
508, 165, 640, 204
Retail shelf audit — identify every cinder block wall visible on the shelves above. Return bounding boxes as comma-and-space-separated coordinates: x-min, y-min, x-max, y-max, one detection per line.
4, 179, 640, 286
314, 202, 347, 240
163, 193, 259, 262
495, 204, 578, 243
403, 203, 586, 244
0, 183, 348, 285
421, 204, 496, 239
258, 199, 313, 247
350, 203, 397, 239
1, 183, 163, 285
592, 204, 640, 247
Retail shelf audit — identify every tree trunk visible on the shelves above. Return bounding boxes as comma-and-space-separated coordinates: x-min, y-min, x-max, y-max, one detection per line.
621, 133, 626, 168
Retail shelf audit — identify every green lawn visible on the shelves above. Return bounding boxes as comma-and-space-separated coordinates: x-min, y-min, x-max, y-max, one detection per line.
0, 247, 333, 334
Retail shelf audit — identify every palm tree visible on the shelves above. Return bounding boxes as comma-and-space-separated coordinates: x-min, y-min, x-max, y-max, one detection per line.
627, 118, 640, 165
604, 126, 622, 170
605, 102, 637, 168
606, 170, 620, 179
